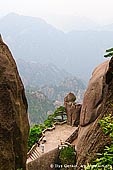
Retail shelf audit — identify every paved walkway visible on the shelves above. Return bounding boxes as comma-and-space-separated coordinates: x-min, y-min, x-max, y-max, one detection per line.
27, 123, 77, 163
40, 124, 77, 153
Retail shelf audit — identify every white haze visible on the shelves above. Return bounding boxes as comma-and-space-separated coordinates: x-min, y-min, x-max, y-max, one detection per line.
0, 0, 113, 31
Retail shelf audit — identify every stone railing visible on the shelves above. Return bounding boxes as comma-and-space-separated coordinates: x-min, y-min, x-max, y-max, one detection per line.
65, 127, 79, 143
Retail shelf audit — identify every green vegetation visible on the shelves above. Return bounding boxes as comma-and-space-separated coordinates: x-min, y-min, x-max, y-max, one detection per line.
85, 114, 113, 170
52, 106, 66, 119
104, 48, 113, 58
59, 146, 76, 169
99, 114, 113, 138
28, 106, 66, 150
44, 106, 66, 126
54, 106, 66, 114
28, 124, 45, 150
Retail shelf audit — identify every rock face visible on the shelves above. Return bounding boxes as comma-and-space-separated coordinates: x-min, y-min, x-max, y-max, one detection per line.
0, 36, 29, 170
76, 59, 113, 168
64, 92, 82, 126
80, 60, 109, 126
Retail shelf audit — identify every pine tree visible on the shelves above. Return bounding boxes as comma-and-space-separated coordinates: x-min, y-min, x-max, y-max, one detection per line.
104, 48, 113, 58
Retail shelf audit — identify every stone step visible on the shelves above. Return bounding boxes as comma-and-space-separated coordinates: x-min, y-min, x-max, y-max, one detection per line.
29, 148, 41, 161
30, 153, 36, 160
33, 150, 40, 158
35, 147, 41, 156
33, 151, 38, 159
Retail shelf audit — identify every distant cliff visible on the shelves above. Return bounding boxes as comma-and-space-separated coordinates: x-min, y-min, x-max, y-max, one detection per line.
0, 35, 29, 170
17, 59, 70, 87
40, 77, 85, 103
26, 90, 55, 125
26, 76, 85, 125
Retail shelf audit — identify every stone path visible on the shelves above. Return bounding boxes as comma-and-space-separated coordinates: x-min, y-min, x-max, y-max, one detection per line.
27, 123, 77, 163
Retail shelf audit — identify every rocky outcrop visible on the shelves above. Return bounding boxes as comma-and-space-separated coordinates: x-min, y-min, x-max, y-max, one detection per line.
76, 59, 113, 168
64, 92, 82, 126
0, 35, 29, 170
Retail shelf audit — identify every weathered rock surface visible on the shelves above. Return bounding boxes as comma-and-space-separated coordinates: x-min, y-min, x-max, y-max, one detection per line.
0, 35, 29, 170
80, 60, 109, 126
64, 92, 82, 126
76, 59, 113, 168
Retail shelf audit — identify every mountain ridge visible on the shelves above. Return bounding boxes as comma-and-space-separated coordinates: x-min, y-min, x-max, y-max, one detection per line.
1, 13, 113, 81
17, 58, 72, 87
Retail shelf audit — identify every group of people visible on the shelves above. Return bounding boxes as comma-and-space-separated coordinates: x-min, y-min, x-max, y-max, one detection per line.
36, 134, 46, 153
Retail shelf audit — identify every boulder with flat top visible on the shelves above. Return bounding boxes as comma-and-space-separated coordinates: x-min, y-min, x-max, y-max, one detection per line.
64, 92, 81, 126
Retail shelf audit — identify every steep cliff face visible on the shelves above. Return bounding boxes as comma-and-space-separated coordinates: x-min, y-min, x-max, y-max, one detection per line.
0, 35, 30, 170
76, 59, 113, 168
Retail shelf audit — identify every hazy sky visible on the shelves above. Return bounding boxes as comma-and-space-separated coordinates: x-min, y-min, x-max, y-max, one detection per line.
0, 0, 113, 29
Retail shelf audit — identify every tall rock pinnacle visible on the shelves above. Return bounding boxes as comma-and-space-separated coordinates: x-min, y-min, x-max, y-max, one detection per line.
0, 36, 30, 170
